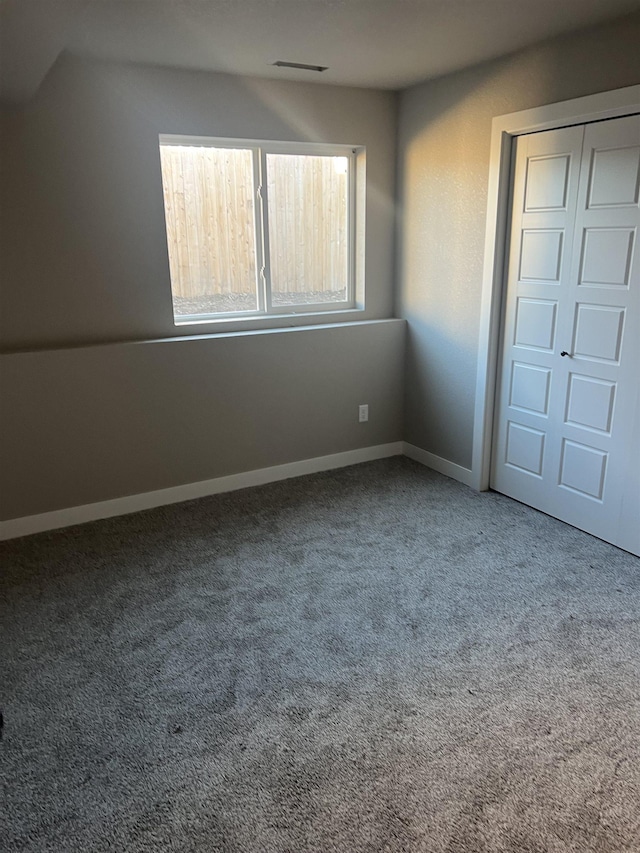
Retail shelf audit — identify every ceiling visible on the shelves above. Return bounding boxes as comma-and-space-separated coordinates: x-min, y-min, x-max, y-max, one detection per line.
2, 0, 640, 103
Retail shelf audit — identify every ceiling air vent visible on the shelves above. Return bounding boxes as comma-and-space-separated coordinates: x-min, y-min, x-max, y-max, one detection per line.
273, 61, 328, 72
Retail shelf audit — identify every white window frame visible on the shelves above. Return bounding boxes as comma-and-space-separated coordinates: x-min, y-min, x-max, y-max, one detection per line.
159, 134, 364, 327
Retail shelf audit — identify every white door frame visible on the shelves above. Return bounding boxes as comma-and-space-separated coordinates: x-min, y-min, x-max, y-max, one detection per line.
471, 84, 640, 491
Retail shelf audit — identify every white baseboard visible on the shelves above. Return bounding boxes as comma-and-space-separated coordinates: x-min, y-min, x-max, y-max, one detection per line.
0, 442, 404, 541
402, 442, 474, 487
0, 441, 475, 541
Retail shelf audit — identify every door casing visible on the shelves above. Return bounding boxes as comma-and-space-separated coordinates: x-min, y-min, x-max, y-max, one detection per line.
472, 84, 640, 492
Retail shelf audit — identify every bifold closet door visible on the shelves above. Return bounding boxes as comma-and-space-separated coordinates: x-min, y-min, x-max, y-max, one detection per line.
492, 114, 640, 556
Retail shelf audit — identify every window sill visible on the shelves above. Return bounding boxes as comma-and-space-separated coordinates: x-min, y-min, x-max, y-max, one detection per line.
171, 306, 367, 335
163, 317, 401, 345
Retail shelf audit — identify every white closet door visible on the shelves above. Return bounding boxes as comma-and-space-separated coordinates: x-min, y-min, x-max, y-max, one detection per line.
492, 115, 640, 556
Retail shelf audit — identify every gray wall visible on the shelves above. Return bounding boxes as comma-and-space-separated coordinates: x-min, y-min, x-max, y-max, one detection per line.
0, 322, 404, 519
396, 12, 640, 469
0, 55, 402, 520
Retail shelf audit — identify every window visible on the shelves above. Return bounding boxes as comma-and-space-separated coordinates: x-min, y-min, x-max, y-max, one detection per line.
158, 136, 363, 325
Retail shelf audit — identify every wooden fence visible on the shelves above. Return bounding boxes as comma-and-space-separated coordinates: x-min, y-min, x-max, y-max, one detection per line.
159, 145, 348, 298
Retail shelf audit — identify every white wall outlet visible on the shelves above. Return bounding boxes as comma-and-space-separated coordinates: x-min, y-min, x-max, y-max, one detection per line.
358, 404, 369, 423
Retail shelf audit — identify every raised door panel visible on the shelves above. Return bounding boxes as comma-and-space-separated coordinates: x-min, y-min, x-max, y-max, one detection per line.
579, 227, 635, 288
510, 363, 551, 415
558, 440, 607, 501
505, 422, 545, 477
587, 144, 640, 208
565, 374, 616, 434
514, 298, 558, 350
572, 303, 625, 363
524, 154, 571, 210
519, 230, 564, 282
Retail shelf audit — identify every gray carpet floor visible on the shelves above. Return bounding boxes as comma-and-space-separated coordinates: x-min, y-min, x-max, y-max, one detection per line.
1, 457, 639, 852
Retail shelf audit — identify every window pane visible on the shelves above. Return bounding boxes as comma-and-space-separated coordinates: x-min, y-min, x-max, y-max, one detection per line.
266, 153, 349, 307
159, 145, 259, 317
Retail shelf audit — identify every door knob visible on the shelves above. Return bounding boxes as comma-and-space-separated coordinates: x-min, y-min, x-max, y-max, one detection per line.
560, 351, 570, 357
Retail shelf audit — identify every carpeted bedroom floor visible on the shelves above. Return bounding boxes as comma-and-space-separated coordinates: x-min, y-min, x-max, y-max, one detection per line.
1, 457, 639, 852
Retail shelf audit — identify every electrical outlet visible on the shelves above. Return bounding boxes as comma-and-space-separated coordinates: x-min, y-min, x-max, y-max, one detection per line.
358, 404, 369, 423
